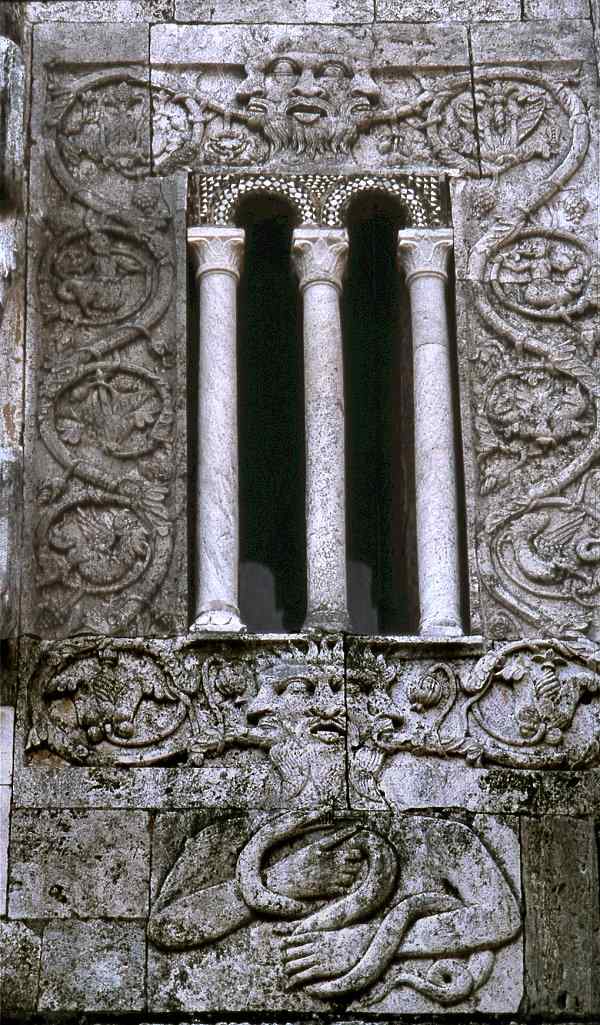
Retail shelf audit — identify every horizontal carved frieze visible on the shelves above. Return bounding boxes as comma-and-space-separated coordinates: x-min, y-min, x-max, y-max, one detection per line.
23, 634, 600, 778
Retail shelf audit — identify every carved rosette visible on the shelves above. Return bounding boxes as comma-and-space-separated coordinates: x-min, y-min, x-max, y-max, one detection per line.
291, 228, 349, 293
396, 228, 453, 283
188, 226, 245, 282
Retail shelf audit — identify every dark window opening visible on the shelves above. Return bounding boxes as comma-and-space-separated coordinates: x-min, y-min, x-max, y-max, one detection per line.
236, 195, 306, 632
343, 193, 419, 634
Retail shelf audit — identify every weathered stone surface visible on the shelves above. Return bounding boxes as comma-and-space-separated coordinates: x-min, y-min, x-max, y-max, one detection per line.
0, 446, 21, 637
38, 919, 146, 1011
376, 0, 520, 20
0, 919, 42, 1013
0, 784, 9, 914
525, 0, 591, 17
22, 1, 173, 21
8, 809, 150, 918
148, 808, 522, 1013
176, 0, 375, 20
150, 22, 472, 175
522, 816, 600, 1015
23, 24, 188, 638
0, 704, 14, 784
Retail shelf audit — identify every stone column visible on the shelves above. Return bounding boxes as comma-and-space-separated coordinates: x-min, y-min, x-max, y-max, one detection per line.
292, 228, 350, 631
188, 226, 245, 633
397, 228, 463, 637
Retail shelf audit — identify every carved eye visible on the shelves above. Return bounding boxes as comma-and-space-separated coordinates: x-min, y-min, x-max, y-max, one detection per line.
277, 677, 315, 697
269, 59, 298, 78
319, 62, 347, 80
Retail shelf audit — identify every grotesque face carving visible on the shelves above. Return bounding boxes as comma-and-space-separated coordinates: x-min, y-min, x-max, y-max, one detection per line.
236, 52, 381, 159
245, 665, 345, 747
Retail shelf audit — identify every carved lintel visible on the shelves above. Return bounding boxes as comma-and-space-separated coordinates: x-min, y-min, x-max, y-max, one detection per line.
397, 228, 453, 284
291, 228, 349, 293
188, 226, 245, 282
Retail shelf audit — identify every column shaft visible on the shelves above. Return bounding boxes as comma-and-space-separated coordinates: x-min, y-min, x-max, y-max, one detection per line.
397, 229, 463, 637
189, 227, 245, 633
292, 229, 350, 631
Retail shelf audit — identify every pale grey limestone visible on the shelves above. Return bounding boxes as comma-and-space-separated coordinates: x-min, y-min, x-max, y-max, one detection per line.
188, 227, 245, 633
376, 0, 520, 20
8, 809, 150, 918
524, 0, 590, 16
0, 786, 9, 914
0, 705, 13, 784
0, 919, 42, 1013
38, 919, 146, 1011
397, 230, 462, 637
21, 1, 173, 21
176, 0, 375, 20
292, 229, 350, 631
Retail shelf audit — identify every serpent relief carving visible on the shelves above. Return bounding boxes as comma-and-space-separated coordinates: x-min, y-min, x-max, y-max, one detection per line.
148, 809, 521, 1009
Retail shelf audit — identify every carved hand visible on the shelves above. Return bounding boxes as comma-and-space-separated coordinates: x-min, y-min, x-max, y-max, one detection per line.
265, 826, 363, 900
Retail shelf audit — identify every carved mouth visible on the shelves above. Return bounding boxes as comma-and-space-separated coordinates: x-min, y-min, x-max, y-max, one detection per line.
208, 132, 248, 157
246, 98, 268, 115
287, 101, 327, 124
350, 99, 373, 115
309, 720, 345, 744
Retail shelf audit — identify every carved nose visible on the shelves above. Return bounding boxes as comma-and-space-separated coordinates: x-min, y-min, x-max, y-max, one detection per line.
310, 702, 341, 720
291, 72, 325, 98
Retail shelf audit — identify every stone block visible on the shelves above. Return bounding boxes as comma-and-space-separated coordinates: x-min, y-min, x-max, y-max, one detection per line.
0, 785, 10, 914
524, 0, 590, 15
175, 0, 374, 20
23, 1, 173, 23
522, 816, 600, 1015
0, 705, 14, 784
376, 0, 520, 20
38, 919, 146, 1012
147, 807, 522, 1013
0, 920, 42, 1013
0, 447, 21, 638
33, 21, 150, 64
8, 809, 150, 918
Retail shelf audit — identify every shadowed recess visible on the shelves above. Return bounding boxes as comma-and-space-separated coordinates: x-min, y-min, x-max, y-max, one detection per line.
343, 193, 419, 635
236, 195, 306, 633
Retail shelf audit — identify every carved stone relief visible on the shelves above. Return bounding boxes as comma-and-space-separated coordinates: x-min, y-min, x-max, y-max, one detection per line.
456, 58, 599, 642
25, 637, 348, 806
24, 62, 187, 637
347, 638, 600, 792
147, 808, 521, 1013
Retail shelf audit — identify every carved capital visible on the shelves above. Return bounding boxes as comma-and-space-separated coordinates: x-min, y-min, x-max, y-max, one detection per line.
397, 228, 453, 284
291, 228, 349, 293
188, 226, 245, 282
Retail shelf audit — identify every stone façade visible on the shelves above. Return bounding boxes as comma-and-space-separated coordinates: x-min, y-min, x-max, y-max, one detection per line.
1, 0, 600, 1021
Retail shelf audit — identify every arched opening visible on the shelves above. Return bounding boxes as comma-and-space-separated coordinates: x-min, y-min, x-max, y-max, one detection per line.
343, 193, 419, 634
235, 195, 306, 632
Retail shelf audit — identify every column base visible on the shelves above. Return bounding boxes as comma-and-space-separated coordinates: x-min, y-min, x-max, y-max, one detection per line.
303, 608, 351, 633
190, 604, 246, 634
419, 617, 464, 638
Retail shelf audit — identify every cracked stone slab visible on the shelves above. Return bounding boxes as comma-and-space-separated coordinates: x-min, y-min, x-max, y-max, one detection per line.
147, 807, 522, 1013
7, 808, 151, 918
38, 918, 146, 1012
